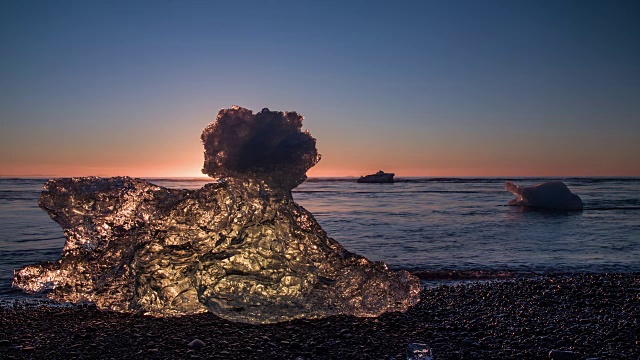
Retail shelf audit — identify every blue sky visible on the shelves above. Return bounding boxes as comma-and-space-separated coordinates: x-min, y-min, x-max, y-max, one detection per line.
2, 0, 639, 176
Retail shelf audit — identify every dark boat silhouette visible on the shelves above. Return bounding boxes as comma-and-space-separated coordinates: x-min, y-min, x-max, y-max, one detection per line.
357, 170, 395, 183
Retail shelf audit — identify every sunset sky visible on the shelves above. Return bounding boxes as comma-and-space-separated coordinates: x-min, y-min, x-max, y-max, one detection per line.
2, 0, 639, 178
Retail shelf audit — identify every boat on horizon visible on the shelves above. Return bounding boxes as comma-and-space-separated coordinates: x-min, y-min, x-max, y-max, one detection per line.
357, 170, 395, 183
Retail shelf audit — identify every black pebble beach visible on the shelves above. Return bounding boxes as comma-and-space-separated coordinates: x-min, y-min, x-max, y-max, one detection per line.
1, 273, 638, 359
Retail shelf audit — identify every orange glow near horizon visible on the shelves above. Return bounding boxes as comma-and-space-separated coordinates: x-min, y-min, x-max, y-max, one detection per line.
2, 126, 639, 178
3, 161, 639, 179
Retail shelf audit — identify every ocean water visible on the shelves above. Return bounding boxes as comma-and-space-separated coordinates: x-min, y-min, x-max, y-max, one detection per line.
1, 177, 639, 299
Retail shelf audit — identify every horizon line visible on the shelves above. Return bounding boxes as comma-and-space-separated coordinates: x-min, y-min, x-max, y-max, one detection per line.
2, 175, 640, 179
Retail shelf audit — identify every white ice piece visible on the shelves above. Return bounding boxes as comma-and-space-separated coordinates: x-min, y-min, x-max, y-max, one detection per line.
505, 181, 583, 210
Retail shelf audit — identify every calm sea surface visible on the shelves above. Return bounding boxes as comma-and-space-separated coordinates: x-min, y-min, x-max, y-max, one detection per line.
1, 177, 639, 298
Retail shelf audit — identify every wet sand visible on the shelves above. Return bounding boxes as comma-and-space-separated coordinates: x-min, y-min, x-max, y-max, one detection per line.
1, 273, 638, 359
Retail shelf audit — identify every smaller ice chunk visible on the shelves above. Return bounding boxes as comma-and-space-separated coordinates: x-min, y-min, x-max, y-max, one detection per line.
505, 181, 583, 211
407, 343, 433, 360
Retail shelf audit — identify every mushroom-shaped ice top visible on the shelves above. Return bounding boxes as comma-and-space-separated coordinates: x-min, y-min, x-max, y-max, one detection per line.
201, 106, 321, 191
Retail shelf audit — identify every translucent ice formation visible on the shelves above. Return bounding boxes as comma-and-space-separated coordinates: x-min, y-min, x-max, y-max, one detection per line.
13, 106, 419, 324
505, 181, 583, 211
201, 106, 321, 191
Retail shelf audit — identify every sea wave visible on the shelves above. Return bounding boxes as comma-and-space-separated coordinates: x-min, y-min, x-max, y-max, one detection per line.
293, 190, 498, 194
410, 269, 520, 280
584, 207, 640, 211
